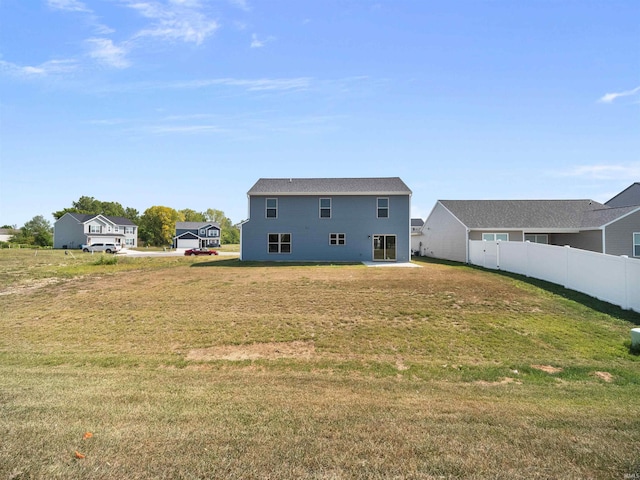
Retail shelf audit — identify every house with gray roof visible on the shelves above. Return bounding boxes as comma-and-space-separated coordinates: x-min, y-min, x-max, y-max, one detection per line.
606, 182, 640, 208
53, 213, 138, 249
173, 222, 221, 249
420, 193, 640, 263
240, 177, 412, 262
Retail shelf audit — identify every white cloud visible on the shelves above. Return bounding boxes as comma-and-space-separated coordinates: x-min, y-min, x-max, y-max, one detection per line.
86, 38, 130, 68
250, 33, 263, 48
598, 85, 640, 103
126, 1, 219, 45
250, 33, 274, 48
47, 0, 90, 12
561, 163, 640, 180
0, 58, 78, 76
228, 0, 250, 12
171, 77, 312, 91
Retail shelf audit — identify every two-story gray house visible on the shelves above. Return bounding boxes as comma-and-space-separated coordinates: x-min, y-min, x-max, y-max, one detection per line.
53, 213, 138, 249
240, 177, 412, 262
173, 222, 221, 249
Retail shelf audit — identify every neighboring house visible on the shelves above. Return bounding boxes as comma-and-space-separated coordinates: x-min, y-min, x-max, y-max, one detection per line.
173, 222, 221, 249
240, 177, 412, 262
410, 218, 424, 254
0, 228, 18, 242
606, 182, 640, 207
420, 197, 640, 263
53, 213, 138, 249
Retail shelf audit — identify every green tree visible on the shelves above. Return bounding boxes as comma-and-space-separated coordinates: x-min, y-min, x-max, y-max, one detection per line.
11, 215, 53, 246
204, 208, 239, 244
139, 206, 183, 246
179, 209, 207, 222
53, 196, 136, 222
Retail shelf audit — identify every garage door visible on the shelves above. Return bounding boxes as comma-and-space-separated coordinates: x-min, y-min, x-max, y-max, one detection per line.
177, 238, 199, 249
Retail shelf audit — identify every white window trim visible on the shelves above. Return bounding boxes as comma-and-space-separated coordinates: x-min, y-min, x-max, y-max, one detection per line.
482, 233, 509, 242
268, 233, 291, 254
329, 233, 346, 245
524, 234, 548, 244
266, 198, 278, 219
319, 198, 332, 219
633, 232, 640, 257
377, 197, 389, 218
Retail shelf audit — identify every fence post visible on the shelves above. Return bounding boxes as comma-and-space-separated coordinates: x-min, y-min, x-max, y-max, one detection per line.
564, 245, 571, 289
621, 255, 629, 311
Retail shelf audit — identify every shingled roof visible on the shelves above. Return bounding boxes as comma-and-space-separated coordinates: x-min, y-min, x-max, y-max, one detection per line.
439, 199, 638, 230
67, 213, 137, 226
248, 178, 411, 195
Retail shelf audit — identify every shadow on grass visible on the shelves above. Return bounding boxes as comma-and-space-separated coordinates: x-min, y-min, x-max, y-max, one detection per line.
412, 255, 640, 326
190, 258, 362, 268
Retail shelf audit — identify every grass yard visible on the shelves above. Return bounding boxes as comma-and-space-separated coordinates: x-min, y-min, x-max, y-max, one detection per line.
1, 249, 639, 479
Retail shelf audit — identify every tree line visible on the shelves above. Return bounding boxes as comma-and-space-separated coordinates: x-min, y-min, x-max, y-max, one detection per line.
2, 196, 240, 247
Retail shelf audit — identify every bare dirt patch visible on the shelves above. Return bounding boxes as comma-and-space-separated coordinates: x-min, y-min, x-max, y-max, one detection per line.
531, 364, 563, 374
0, 278, 61, 296
593, 371, 614, 382
474, 377, 521, 387
186, 340, 316, 361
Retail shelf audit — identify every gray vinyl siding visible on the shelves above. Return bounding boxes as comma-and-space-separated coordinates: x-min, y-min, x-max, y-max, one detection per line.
53, 213, 85, 249
54, 213, 138, 249
241, 194, 410, 262
604, 209, 640, 257
552, 230, 603, 253
421, 202, 467, 263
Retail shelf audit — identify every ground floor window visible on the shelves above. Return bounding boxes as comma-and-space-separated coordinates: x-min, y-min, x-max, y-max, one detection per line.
524, 234, 548, 244
268, 233, 291, 253
125, 238, 135, 246
329, 233, 346, 245
634, 233, 640, 257
483, 233, 509, 242
373, 234, 396, 261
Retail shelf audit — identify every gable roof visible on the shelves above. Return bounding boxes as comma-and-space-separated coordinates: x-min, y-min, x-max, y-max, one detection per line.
605, 182, 640, 207
248, 177, 412, 196
411, 218, 424, 227
175, 222, 220, 230
438, 199, 638, 230
65, 213, 136, 226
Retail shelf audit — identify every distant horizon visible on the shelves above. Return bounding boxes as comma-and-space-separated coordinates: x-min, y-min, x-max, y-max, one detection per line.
1, 1, 638, 227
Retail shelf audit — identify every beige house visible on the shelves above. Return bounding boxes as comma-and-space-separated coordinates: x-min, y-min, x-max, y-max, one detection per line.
420, 185, 640, 263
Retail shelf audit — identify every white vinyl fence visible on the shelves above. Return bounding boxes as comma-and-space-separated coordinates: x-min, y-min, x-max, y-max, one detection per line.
468, 240, 640, 313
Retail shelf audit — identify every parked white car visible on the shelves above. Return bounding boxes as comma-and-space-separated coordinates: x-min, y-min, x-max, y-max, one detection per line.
82, 243, 122, 254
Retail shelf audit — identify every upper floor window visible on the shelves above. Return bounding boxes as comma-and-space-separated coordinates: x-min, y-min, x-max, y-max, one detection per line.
483, 233, 509, 242
634, 232, 640, 257
125, 227, 135, 235
208, 229, 219, 237
113, 226, 119, 233
266, 198, 278, 218
377, 198, 389, 218
200, 229, 206, 235
320, 198, 331, 218
89, 225, 101, 233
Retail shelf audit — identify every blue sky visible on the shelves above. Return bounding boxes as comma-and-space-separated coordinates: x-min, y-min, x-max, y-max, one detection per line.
1, 0, 638, 228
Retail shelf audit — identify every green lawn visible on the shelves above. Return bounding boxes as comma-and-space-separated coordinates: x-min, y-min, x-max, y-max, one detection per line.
1, 249, 638, 479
